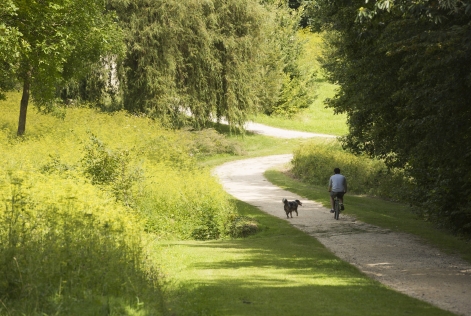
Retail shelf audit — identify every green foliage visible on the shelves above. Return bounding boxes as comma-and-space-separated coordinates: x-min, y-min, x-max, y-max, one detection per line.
0, 92, 246, 313
0, 170, 164, 315
114, 0, 263, 128
258, 5, 316, 117
0, 1, 21, 99
227, 215, 260, 238
109, 0, 315, 128
306, 0, 471, 234
0, 0, 124, 134
190, 128, 243, 158
81, 134, 143, 206
252, 30, 348, 135
136, 165, 237, 240
60, 55, 123, 111
292, 140, 412, 200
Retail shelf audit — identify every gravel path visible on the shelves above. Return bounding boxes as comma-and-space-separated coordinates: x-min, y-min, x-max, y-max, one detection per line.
213, 124, 471, 316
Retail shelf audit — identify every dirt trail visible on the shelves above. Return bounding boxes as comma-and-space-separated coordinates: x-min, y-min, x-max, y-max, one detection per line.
213, 124, 471, 316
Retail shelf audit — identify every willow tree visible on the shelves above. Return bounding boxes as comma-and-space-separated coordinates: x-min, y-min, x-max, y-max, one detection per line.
0, 0, 123, 136
115, 0, 308, 129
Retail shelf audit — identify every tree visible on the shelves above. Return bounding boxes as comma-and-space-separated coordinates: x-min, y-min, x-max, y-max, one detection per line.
0, 1, 21, 99
307, 0, 471, 233
259, 3, 315, 117
0, 0, 123, 136
114, 0, 312, 129
114, 0, 267, 129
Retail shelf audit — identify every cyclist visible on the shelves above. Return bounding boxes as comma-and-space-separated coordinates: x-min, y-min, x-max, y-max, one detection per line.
328, 168, 347, 213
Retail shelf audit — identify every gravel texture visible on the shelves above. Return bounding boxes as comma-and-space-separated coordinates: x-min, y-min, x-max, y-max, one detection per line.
213, 123, 471, 316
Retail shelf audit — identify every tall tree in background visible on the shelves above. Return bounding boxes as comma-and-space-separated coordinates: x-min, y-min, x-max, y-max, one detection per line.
115, 0, 264, 128
115, 0, 312, 129
0, 0, 123, 136
308, 0, 471, 233
0, 1, 21, 99
260, 2, 315, 117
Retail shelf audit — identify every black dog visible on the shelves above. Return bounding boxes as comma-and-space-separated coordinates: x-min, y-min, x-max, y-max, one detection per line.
282, 198, 302, 218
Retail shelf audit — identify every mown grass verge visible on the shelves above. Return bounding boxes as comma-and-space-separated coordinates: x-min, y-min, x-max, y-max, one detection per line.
264, 168, 471, 264
252, 79, 347, 136
155, 199, 455, 316
197, 123, 313, 168
251, 31, 347, 136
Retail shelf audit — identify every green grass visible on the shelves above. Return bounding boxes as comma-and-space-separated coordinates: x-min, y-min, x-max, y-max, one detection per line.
155, 199, 455, 316
264, 168, 471, 264
253, 79, 347, 136
251, 30, 347, 136
197, 122, 316, 168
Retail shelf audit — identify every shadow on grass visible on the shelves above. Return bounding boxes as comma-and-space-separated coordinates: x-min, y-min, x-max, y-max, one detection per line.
158, 200, 454, 316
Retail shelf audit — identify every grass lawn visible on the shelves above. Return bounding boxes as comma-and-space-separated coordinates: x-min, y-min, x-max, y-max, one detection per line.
251, 30, 347, 136
155, 200, 456, 316
197, 122, 316, 168
252, 79, 348, 136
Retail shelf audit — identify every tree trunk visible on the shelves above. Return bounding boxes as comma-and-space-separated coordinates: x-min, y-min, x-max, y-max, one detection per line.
17, 70, 31, 136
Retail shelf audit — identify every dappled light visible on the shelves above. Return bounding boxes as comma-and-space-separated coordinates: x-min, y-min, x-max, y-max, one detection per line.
156, 237, 451, 316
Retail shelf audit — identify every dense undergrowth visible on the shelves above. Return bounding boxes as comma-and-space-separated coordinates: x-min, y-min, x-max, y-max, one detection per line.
291, 140, 412, 201
0, 92, 247, 314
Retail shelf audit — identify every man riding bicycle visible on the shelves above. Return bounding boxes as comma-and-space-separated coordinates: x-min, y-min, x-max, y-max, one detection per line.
328, 168, 347, 213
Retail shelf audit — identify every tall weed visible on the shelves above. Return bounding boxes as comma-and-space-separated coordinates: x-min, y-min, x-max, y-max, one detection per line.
136, 164, 237, 240
0, 170, 163, 314
0, 91, 245, 313
292, 140, 411, 200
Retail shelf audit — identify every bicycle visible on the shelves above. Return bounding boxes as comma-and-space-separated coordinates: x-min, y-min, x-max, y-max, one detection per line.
333, 195, 341, 220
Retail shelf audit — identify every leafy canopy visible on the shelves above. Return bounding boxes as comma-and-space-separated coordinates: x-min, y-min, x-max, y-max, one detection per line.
0, 0, 124, 134
307, 0, 471, 234
114, 0, 312, 129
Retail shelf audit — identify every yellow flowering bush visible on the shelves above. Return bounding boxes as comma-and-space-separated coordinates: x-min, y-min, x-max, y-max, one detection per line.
292, 140, 411, 200
0, 92, 240, 314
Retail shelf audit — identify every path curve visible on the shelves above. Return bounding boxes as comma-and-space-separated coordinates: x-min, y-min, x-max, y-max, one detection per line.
243, 121, 336, 139
213, 124, 471, 316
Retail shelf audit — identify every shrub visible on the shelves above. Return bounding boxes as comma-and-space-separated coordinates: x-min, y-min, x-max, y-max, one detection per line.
0, 170, 163, 314
135, 164, 237, 240
0, 92, 244, 313
292, 140, 412, 200
189, 128, 243, 158
81, 134, 143, 206
228, 215, 260, 238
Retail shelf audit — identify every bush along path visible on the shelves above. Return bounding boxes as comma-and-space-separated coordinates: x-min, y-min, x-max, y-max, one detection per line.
213, 125, 471, 316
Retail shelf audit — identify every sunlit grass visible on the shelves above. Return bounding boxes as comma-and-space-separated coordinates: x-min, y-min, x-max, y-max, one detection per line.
251, 31, 347, 136
155, 199, 455, 316
253, 80, 347, 136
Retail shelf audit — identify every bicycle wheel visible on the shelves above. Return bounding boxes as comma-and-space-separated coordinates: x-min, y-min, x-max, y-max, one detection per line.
334, 198, 340, 220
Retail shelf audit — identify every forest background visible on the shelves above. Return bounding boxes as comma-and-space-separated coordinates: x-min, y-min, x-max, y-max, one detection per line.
1, 0, 470, 314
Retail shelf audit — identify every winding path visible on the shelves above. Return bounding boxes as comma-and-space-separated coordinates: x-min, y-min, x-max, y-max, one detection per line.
213, 124, 471, 316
